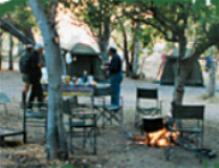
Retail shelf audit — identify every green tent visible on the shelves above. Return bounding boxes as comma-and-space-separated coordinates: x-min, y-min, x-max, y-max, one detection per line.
69, 43, 105, 81
160, 49, 204, 86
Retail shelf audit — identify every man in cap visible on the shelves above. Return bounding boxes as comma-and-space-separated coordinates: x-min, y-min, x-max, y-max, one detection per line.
108, 47, 123, 106
27, 43, 44, 109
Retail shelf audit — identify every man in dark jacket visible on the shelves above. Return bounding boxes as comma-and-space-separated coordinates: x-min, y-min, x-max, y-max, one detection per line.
108, 47, 123, 106
27, 44, 44, 109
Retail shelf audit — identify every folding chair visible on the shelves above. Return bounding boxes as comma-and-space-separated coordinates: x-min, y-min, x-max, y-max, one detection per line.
23, 102, 47, 143
102, 98, 123, 127
63, 98, 97, 154
93, 86, 111, 125
134, 88, 162, 128
93, 85, 123, 127
165, 105, 205, 161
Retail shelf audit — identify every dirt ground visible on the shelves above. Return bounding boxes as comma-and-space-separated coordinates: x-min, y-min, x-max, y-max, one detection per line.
0, 71, 219, 168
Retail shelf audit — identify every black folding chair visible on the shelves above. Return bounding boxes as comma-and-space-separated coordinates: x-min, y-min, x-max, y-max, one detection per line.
63, 98, 97, 154
134, 88, 162, 127
23, 101, 47, 143
93, 86, 111, 125
93, 85, 123, 127
102, 98, 124, 126
165, 105, 205, 161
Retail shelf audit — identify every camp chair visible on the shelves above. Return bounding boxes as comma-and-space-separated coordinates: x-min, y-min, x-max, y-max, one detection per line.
165, 105, 205, 161
134, 88, 162, 128
93, 85, 111, 126
63, 98, 97, 154
0, 94, 24, 143
23, 98, 47, 143
102, 98, 124, 127
93, 85, 123, 127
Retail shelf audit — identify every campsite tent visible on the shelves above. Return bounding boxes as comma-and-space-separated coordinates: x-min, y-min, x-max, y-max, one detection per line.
160, 49, 204, 86
68, 43, 105, 81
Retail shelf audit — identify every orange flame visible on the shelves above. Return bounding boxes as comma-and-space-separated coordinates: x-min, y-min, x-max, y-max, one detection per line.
133, 128, 179, 147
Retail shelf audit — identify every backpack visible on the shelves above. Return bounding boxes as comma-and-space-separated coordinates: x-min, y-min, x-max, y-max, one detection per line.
19, 52, 31, 74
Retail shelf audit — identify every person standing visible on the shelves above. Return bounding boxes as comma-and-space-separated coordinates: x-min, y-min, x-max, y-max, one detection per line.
27, 44, 44, 110
19, 44, 33, 107
108, 47, 123, 106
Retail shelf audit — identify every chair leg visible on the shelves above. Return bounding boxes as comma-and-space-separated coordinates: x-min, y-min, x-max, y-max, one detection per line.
134, 112, 140, 128
93, 128, 97, 154
164, 147, 173, 161
44, 118, 47, 142
3, 104, 8, 115
94, 115, 97, 154
23, 112, 27, 143
120, 108, 123, 125
23, 131, 27, 143
70, 127, 74, 154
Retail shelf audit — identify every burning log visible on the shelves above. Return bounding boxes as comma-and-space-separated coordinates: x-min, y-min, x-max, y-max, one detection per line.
132, 116, 179, 147
148, 128, 169, 147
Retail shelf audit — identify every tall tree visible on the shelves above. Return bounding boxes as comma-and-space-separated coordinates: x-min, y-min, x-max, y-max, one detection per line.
131, 21, 141, 77
124, 0, 219, 104
84, 0, 115, 60
28, 0, 68, 159
0, 0, 68, 159
113, 17, 159, 77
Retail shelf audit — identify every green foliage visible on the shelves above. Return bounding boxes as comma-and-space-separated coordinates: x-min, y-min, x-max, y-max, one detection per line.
141, 26, 161, 47
0, 0, 37, 39
85, 0, 101, 29
84, 0, 120, 33
124, 0, 219, 17
0, 0, 53, 18
0, 0, 27, 17
10, 5, 36, 29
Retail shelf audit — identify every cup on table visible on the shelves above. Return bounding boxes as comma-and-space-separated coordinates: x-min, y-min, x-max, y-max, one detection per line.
65, 75, 71, 85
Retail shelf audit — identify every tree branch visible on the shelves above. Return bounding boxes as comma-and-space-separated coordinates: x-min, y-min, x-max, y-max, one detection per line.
0, 19, 33, 44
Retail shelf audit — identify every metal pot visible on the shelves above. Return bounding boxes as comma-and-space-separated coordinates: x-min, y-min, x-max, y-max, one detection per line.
142, 116, 163, 132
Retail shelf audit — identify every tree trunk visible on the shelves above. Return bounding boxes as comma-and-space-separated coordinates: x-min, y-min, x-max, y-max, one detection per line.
119, 21, 132, 76
0, 32, 2, 70
172, 39, 188, 105
207, 59, 217, 97
28, 0, 68, 160
8, 34, 14, 70
172, 58, 195, 105
131, 22, 141, 78
98, 18, 110, 62
172, 27, 219, 104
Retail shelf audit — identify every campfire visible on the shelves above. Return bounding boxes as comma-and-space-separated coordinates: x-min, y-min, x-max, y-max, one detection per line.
133, 116, 179, 147
133, 128, 179, 147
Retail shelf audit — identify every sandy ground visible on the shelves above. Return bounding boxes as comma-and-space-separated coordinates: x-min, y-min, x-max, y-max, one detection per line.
0, 71, 219, 168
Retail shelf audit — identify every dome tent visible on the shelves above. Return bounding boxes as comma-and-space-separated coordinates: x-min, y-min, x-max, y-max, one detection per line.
160, 48, 204, 86
71, 43, 98, 55
68, 43, 105, 81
